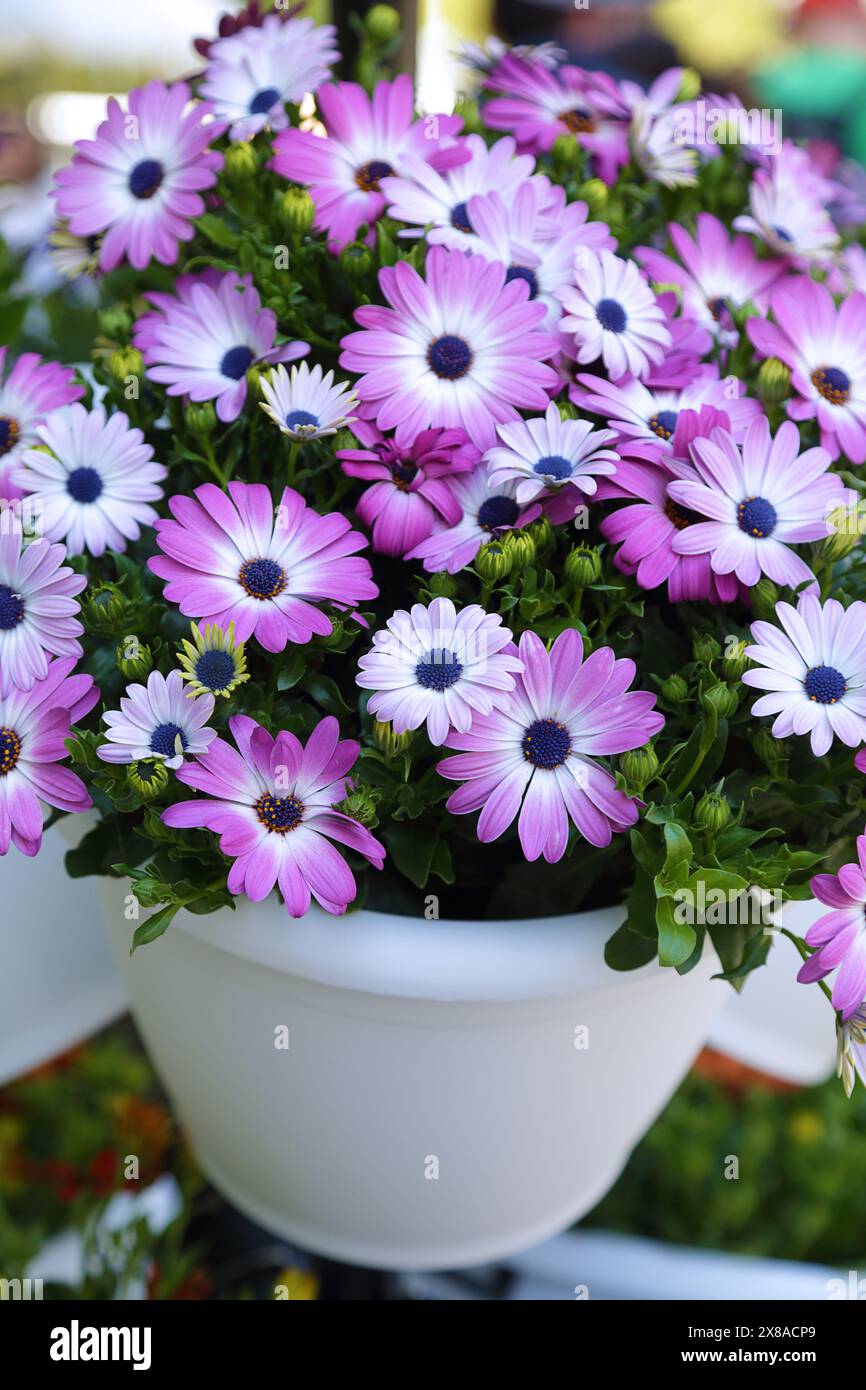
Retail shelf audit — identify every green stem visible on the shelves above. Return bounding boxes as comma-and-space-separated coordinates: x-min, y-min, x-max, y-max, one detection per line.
287, 441, 300, 486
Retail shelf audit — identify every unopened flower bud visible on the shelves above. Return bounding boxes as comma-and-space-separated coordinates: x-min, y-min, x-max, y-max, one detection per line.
620, 743, 659, 791
116, 638, 152, 682
98, 306, 132, 338
557, 399, 581, 421
751, 576, 779, 622
821, 497, 866, 562
565, 545, 602, 588
372, 720, 413, 755
339, 787, 380, 826
504, 529, 537, 569
723, 639, 749, 680
661, 673, 688, 703
83, 584, 130, 634
702, 683, 739, 719
280, 186, 316, 235
425, 571, 458, 599
756, 357, 791, 404
340, 241, 374, 279
108, 347, 143, 382
695, 791, 731, 832
552, 134, 580, 167
366, 3, 400, 40
184, 401, 217, 436
577, 178, 608, 217
223, 141, 258, 181
475, 540, 513, 581
754, 726, 787, 768
692, 632, 721, 664
128, 759, 169, 801
677, 68, 702, 102
529, 515, 554, 558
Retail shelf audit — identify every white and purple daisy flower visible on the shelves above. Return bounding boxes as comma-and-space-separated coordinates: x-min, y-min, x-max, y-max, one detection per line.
733, 143, 839, 262
259, 361, 357, 441
0, 656, 97, 857
98, 669, 216, 771
270, 75, 464, 250
458, 37, 567, 75
482, 55, 629, 184
798, 838, 866, 1019
486, 400, 618, 509
338, 422, 479, 557
629, 103, 698, 189
570, 367, 763, 451
149, 481, 377, 653
438, 628, 664, 860
134, 271, 309, 425
747, 277, 866, 464
52, 81, 224, 273
667, 416, 843, 591
558, 249, 671, 381
636, 213, 787, 348
340, 245, 559, 451
14, 404, 166, 558
162, 713, 385, 917
356, 598, 523, 745
200, 14, 339, 142
0, 523, 86, 696
743, 593, 866, 757
405, 465, 540, 574
0, 350, 83, 500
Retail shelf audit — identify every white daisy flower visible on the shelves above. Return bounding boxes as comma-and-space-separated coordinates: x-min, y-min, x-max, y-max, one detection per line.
259, 361, 358, 441
98, 669, 216, 770
630, 102, 699, 189
558, 249, 672, 381
486, 400, 618, 505
201, 15, 339, 142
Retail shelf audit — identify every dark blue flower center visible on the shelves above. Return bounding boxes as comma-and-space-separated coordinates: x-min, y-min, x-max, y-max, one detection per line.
415, 649, 463, 691
356, 159, 394, 192
238, 557, 287, 601
478, 495, 520, 531
737, 495, 777, 538
284, 409, 319, 431
505, 265, 539, 299
522, 717, 572, 769
804, 665, 847, 704
427, 335, 473, 380
249, 86, 281, 115
771, 225, 794, 244
707, 297, 728, 321
0, 584, 24, 629
220, 345, 255, 380
195, 649, 236, 691
128, 159, 164, 200
649, 410, 678, 440
0, 726, 21, 775
150, 722, 186, 758
533, 454, 573, 480
450, 201, 473, 233
0, 416, 20, 456
255, 791, 304, 833
596, 298, 627, 333
390, 460, 418, 488
812, 366, 851, 406
67, 466, 103, 504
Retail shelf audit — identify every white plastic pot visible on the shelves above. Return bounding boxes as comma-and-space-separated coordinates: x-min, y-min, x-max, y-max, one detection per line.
0, 816, 127, 1087
98, 882, 728, 1271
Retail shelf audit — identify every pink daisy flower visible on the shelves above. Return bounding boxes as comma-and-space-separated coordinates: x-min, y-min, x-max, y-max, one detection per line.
570, 366, 763, 451
558, 249, 671, 381
405, 465, 541, 575
339, 246, 559, 451
798, 838, 866, 1019
438, 628, 664, 861
0, 656, 98, 857
133, 271, 308, 425
270, 75, 464, 249
0, 523, 86, 696
0, 350, 83, 500
162, 714, 385, 918
149, 481, 377, 653
338, 422, 479, 557
747, 277, 866, 464
52, 81, 224, 273
733, 142, 839, 263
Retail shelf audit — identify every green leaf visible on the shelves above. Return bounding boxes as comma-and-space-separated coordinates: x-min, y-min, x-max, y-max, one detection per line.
604, 921, 659, 970
196, 213, 241, 250
656, 895, 697, 968
131, 903, 180, 954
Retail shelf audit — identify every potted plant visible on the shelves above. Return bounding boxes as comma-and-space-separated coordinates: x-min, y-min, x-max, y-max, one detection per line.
5, 3, 866, 1268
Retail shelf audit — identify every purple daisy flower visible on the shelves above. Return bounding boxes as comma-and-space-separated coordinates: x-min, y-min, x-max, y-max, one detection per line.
667, 416, 843, 591
98, 669, 216, 771
486, 400, 618, 509
339, 246, 559, 452
0, 349, 83, 500
356, 598, 523, 746
482, 55, 629, 184
733, 142, 839, 262
134, 272, 309, 425
0, 656, 97, 857
797, 838, 866, 1019
569, 367, 763, 451
338, 422, 479, 557
149, 481, 377, 653
438, 628, 664, 860
743, 594, 866, 757
0, 523, 86, 696
558, 249, 672, 381
404, 465, 541, 574
14, 404, 165, 558
635, 213, 787, 348
270, 75, 464, 250
52, 81, 224, 273
162, 713, 385, 917
747, 277, 866, 464
200, 15, 339, 143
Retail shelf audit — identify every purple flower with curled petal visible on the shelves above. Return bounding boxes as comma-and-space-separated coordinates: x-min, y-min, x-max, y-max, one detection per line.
798, 839, 866, 1019
0, 524, 86, 696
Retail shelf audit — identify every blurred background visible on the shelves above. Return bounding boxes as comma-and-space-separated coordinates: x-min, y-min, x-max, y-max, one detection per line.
2, 0, 866, 1300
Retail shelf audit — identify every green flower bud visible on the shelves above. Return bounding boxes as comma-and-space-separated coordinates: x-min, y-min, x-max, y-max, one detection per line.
702, 683, 739, 719
366, 3, 400, 41
504, 529, 537, 569
98, 306, 132, 338
280, 185, 316, 235
339, 786, 380, 827
552, 133, 580, 167
754, 726, 787, 768
565, 545, 602, 588
692, 632, 721, 664
475, 540, 513, 582
82, 583, 130, 635
620, 743, 659, 791
116, 637, 152, 682
661, 673, 688, 703
333, 427, 358, 452
340, 241, 374, 280
695, 791, 731, 832
184, 400, 217, 437
756, 356, 792, 405
372, 720, 413, 755
577, 178, 608, 218
676, 68, 702, 102
223, 141, 258, 181
425, 571, 458, 599
751, 576, 779, 623
723, 639, 749, 680
529, 515, 554, 558
108, 347, 143, 382
821, 497, 866, 562
128, 759, 169, 801
557, 398, 581, 421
